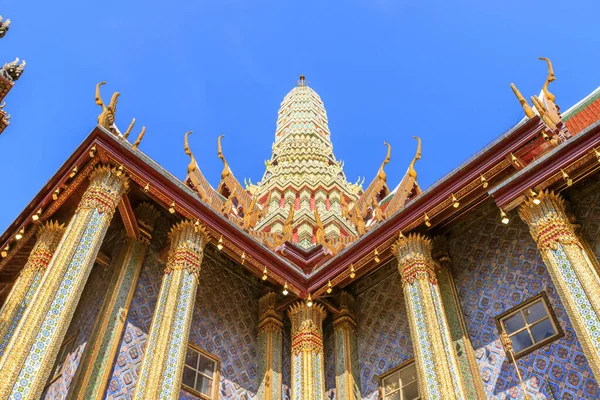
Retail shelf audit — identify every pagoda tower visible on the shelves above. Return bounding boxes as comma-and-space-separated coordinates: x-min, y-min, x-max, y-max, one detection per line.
250, 76, 362, 249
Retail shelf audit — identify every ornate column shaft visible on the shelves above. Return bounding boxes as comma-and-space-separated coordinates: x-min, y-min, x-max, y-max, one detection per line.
519, 191, 600, 377
0, 165, 129, 400
68, 203, 159, 400
0, 221, 65, 357
433, 240, 487, 400
333, 291, 360, 400
257, 292, 283, 400
288, 301, 327, 400
392, 233, 467, 400
133, 220, 208, 400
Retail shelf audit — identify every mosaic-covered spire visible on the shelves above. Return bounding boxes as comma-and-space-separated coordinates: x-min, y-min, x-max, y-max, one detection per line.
252, 76, 361, 248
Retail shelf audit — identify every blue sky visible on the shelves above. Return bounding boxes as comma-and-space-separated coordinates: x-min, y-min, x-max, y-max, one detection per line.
1, 0, 599, 232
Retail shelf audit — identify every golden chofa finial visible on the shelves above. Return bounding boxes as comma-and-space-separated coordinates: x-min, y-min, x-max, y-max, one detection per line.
184, 131, 196, 174
538, 57, 556, 102
217, 134, 231, 178
377, 142, 392, 180
122, 118, 136, 139
132, 126, 146, 149
510, 83, 535, 118
95, 81, 120, 131
407, 136, 422, 180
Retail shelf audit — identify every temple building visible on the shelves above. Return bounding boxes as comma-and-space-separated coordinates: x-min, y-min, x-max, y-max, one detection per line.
1, 57, 600, 400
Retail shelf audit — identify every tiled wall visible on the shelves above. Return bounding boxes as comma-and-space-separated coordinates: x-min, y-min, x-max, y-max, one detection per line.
42, 261, 112, 399
447, 202, 599, 399
324, 315, 336, 399
105, 248, 262, 400
352, 260, 414, 400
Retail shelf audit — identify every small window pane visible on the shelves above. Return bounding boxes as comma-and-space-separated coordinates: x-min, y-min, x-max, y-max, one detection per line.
403, 381, 420, 399
196, 376, 213, 395
385, 392, 400, 400
185, 348, 198, 368
524, 301, 547, 323
383, 373, 400, 393
503, 312, 526, 334
182, 367, 196, 388
511, 329, 533, 353
400, 364, 417, 383
198, 355, 215, 376
530, 318, 556, 343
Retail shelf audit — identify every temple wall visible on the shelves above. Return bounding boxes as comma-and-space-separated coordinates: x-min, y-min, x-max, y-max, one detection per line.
105, 248, 261, 400
42, 260, 112, 399
447, 202, 599, 399
324, 315, 336, 399
353, 260, 414, 400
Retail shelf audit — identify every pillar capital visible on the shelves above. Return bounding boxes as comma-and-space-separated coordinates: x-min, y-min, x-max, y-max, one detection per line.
23, 220, 65, 272
333, 291, 357, 332
519, 190, 578, 251
288, 301, 327, 353
258, 292, 283, 334
392, 233, 438, 284
165, 220, 209, 278
134, 202, 160, 243
77, 165, 130, 217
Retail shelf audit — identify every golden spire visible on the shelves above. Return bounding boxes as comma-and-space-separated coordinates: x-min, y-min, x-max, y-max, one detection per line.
298, 74, 306, 87
538, 57, 556, 102
377, 142, 392, 180
407, 136, 422, 180
510, 83, 535, 118
184, 131, 196, 174
217, 134, 231, 179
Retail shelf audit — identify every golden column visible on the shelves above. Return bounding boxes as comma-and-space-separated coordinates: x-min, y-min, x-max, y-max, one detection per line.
0, 221, 65, 357
392, 233, 467, 400
133, 220, 209, 400
68, 202, 160, 400
0, 165, 128, 400
332, 291, 360, 400
288, 300, 327, 400
257, 292, 284, 400
519, 191, 600, 377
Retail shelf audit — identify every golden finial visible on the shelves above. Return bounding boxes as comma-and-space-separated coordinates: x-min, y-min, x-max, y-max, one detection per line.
538, 57, 556, 102
531, 95, 558, 130
510, 83, 535, 118
132, 126, 146, 149
95, 81, 120, 131
217, 134, 231, 178
407, 136, 422, 180
297, 74, 308, 87
122, 118, 135, 139
377, 142, 392, 180
184, 131, 196, 174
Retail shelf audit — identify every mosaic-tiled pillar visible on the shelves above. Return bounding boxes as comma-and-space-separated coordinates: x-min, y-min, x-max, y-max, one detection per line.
133, 220, 208, 400
392, 233, 467, 400
433, 243, 487, 399
0, 165, 128, 400
288, 301, 327, 400
68, 202, 159, 400
519, 190, 600, 378
332, 291, 360, 400
0, 221, 65, 357
257, 292, 284, 400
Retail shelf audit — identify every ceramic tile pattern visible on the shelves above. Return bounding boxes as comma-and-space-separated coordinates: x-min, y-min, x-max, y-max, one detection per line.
105, 249, 261, 400
352, 260, 414, 400
447, 202, 599, 399
324, 315, 336, 400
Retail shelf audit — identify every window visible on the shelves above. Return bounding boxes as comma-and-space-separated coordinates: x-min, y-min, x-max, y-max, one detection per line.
181, 344, 219, 399
380, 361, 420, 400
496, 292, 563, 359
43, 332, 77, 391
